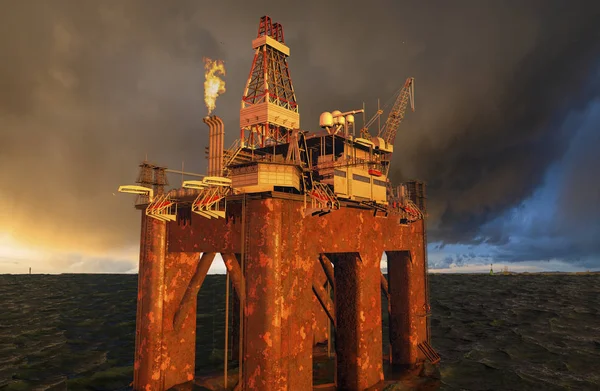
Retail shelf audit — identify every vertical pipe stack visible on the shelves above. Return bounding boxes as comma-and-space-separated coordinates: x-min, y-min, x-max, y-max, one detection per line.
203, 116, 225, 177
214, 116, 225, 176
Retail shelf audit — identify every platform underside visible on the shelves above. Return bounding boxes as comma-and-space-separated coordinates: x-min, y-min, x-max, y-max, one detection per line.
134, 195, 431, 391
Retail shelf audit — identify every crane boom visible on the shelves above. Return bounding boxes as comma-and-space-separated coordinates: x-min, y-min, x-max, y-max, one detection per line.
378, 77, 414, 145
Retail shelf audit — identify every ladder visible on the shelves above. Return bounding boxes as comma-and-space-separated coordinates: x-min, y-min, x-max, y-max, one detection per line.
224, 139, 243, 167
418, 341, 441, 364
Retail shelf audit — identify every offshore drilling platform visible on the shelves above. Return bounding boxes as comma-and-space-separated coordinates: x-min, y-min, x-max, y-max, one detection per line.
119, 16, 439, 391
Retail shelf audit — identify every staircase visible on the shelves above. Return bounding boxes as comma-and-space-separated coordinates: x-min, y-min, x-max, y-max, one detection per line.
191, 186, 229, 219
145, 193, 177, 222
418, 341, 441, 364
305, 182, 340, 216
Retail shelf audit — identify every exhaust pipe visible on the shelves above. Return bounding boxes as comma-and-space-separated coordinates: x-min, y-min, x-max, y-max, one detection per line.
213, 116, 224, 176
203, 115, 225, 177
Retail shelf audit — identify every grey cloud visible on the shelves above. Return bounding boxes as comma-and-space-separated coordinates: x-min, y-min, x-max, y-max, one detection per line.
0, 0, 599, 267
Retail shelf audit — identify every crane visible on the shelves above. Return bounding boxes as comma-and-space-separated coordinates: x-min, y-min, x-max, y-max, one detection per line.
378, 77, 414, 146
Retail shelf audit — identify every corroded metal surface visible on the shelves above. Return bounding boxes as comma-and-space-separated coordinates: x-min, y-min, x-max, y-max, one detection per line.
134, 197, 428, 391
313, 262, 330, 345
388, 250, 427, 368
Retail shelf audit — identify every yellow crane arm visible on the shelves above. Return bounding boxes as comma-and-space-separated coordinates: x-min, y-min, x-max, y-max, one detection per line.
378, 77, 414, 145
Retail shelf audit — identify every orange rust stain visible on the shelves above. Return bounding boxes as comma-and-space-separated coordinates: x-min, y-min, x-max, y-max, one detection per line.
300, 326, 306, 340
281, 302, 291, 320
265, 198, 274, 211
246, 302, 255, 316
262, 331, 273, 347
164, 291, 175, 303
361, 356, 370, 370
258, 252, 271, 267
248, 365, 261, 389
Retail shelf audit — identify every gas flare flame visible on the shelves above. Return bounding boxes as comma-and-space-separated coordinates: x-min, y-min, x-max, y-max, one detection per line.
203, 57, 226, 115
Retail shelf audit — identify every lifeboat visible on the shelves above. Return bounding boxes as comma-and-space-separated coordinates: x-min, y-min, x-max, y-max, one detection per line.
368, 169, 382, 177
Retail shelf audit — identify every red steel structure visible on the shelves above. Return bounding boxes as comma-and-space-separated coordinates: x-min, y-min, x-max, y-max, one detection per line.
240, 16, 299, 148
122, 15, 439, 391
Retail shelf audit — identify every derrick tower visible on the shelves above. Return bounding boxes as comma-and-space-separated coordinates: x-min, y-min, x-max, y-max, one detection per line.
240, 16, 299, 148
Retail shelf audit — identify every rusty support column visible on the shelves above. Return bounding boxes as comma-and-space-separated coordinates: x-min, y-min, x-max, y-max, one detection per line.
134, 214, 203, 390
387, 248, 427, 367
329, 251, 383, 390
243, 198, 314, 390
134, 214, 167, 390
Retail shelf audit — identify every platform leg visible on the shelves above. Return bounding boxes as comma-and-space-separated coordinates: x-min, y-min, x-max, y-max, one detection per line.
329, 251, 383, 390
387, 248, 427, 367
242, 199, 315, 390
134, 214, 206, 390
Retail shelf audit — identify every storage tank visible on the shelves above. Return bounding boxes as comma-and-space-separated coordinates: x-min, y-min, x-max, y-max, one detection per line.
319, 112, 333, 128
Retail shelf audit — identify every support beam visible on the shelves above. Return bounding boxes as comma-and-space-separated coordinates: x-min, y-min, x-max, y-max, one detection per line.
380, 271, 390, 300
319, 253, 335, 290
173, 252, 216, 330
313, 260, 330, 345
312, 277, 336, 327
222, 253, 246, 302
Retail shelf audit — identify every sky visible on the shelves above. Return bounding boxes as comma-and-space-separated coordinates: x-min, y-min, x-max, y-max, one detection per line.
0, 0, 599, 274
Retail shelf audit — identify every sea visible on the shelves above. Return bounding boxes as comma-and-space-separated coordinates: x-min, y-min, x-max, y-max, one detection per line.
0, 273, 598, 391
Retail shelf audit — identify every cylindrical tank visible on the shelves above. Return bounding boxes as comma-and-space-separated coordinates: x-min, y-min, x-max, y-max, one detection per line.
337, 115, 346, 125
346, 114, 354, 124
320, 112, 333, 128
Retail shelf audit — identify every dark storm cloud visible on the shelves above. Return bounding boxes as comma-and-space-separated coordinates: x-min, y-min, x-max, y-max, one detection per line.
474, 102, 600, 267
0, 1, 599, 267
401, 2, 600, 244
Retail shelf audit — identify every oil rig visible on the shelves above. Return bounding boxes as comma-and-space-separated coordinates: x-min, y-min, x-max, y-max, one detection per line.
119, 16, 439, 391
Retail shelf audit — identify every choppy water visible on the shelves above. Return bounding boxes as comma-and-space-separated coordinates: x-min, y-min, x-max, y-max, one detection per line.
0, 274, 598, 390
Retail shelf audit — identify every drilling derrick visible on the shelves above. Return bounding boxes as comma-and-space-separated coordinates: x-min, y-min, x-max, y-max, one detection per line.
240, 16, 299, 148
